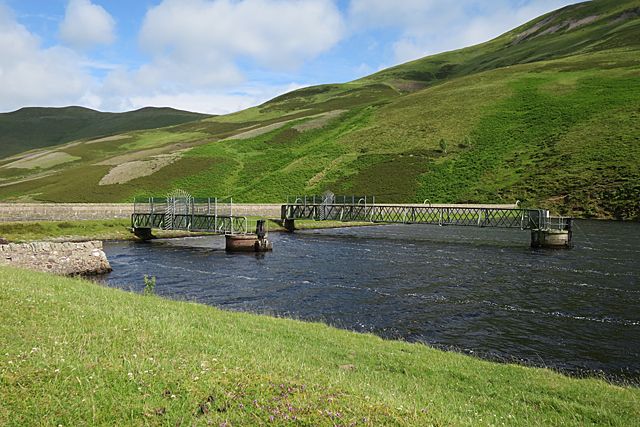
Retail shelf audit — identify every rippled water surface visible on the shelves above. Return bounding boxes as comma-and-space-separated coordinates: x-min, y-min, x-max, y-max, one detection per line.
102, 220, 640, 380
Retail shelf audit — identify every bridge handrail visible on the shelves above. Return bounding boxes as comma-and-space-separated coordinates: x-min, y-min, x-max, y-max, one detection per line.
131, 212, 247, 235
280, 203, 571, 232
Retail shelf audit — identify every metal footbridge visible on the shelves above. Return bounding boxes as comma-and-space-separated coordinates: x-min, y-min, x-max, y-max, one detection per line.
131, 193, 247, 237
281, 194, 573, 247
130, 191, 573, 248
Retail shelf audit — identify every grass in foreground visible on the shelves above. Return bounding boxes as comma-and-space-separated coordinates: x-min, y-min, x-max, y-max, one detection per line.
0, 267, 638, 426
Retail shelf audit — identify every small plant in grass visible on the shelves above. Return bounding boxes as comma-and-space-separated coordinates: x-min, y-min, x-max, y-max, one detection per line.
439, 138, 448, 154
143, 275, 156, 295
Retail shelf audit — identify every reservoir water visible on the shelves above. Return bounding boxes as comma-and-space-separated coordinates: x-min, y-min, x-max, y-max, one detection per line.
101, 220, 640, 382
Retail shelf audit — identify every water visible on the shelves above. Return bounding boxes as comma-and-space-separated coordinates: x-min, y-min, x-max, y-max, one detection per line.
101, 220, 640, 382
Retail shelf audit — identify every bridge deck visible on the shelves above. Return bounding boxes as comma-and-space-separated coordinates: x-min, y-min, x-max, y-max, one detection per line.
281, 204, 571, 231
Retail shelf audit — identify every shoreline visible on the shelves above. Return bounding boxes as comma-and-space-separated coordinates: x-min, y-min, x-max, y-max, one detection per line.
0, 218, 383, 244
1, 265, 638, 425
93, 262, 640, 387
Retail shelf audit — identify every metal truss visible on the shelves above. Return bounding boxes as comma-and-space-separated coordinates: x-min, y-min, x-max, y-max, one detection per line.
131, 213, 247, 235
281, 204, 571, 231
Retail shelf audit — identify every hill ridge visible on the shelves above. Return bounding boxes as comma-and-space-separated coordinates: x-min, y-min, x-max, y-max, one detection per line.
0, 106, 210, 158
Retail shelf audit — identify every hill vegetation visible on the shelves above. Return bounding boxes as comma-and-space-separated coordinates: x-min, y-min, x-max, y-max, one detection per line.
0, 106, 210, 158
0, 0, 638, 219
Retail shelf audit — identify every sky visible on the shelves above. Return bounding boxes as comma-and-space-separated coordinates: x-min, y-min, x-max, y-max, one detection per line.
0, 0, 580, 114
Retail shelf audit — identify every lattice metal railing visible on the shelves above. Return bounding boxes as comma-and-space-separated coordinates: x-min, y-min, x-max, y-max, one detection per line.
131, 213, 247, 235
281, 204, 571, 231
286, 194, 374, 206
133, 196, 234, 216
132, 193, 245, 235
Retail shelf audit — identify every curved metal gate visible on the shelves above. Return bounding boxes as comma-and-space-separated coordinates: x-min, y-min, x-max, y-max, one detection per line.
164, 189, 193, 230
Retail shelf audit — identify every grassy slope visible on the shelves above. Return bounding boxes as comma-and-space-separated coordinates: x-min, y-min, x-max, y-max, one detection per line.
0, 219, 215, 242
0, 106, 210, 158
1, 267, 638, 426
0, 0, 638, 219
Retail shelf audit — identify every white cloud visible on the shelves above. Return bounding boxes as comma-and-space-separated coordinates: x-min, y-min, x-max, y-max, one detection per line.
88, 0, 345, 113
0, 0, 586, 115
59, 0, 115, 50
0, 2, 319, 114
348, 0, 578, 62
0, 5, 92, 111
124, 82, 307, 115
353, 62, 373, 77
137, 0, 345, 88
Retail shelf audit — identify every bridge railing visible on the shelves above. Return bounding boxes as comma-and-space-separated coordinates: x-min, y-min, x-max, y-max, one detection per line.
286, 195, 374, 206
133, 197, 235, 216
131, 212, 247, 234
282, 204, 570, 231
539, 215, 573, 231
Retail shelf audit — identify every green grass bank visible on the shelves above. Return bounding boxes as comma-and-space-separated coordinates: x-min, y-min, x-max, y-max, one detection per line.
0, 219, 197, 243
0, 218, 376, 243
1, 267, 638, 426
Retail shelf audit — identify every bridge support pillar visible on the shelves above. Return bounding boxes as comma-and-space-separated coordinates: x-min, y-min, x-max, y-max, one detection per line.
133, 227, 154, 241
531, 229, 572, 249
284, 218, 295, 232
225, 234, 272, 252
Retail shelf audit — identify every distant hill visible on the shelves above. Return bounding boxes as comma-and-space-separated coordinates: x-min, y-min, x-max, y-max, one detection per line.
0, 0, 638, 219
0, 106, 210, 158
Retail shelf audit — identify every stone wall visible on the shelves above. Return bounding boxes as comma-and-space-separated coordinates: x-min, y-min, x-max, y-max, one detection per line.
0, 203, 134, 222
227, 204, 282, 218
0, 241, 111, 275
0, 202, 518, 223
0, 203, 282, 222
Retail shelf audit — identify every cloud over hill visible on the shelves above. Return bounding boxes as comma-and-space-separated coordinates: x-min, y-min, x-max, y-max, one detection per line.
0, 0, 580, 113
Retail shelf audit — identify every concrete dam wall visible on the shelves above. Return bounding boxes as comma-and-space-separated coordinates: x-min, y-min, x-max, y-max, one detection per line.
0, 203, 283, 222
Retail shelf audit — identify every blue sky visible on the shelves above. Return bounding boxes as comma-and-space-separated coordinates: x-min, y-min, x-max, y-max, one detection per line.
0, 0, 578, 114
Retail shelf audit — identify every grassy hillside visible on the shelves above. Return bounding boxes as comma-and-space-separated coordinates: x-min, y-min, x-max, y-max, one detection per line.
0, 106, 210, 158
0, 0, 638, 219
362, 0, 640, 88
1, 266, 639, 425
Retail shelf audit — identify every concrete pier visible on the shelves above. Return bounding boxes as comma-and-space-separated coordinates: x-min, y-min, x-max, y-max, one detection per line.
531, 229, 572, 248
225, 234, 272, 252
283, 218, 295, 232
133, 227, 154, 241
225, 219, 273, 252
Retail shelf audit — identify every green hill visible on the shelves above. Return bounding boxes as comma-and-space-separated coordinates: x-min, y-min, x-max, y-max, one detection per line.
0, 106, 210, 158
0, 0, 638, 219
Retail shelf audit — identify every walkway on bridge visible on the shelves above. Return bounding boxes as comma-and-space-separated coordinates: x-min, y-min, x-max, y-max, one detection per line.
281, 194, 573, 248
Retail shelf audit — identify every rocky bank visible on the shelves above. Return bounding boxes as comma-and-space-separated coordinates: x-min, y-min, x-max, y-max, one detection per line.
0, 241, 111, 275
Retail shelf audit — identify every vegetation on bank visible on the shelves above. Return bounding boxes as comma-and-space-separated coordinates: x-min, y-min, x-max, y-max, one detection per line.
0, 218, 376, 243
0, 266, 638, 426
0, 219, 192, 242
